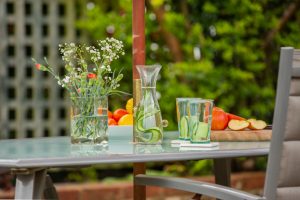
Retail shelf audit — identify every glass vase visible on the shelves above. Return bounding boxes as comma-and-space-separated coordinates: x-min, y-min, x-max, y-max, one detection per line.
134, 64, 163, 144
70, 96, 108, 145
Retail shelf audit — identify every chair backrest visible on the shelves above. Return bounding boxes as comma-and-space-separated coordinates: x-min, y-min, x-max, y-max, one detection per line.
264, 47, 300, 200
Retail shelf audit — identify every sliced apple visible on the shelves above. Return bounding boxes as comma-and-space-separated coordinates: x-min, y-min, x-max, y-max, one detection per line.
228, 119, 249, 131
247, 119, 267, 130
247, 119, 256, 123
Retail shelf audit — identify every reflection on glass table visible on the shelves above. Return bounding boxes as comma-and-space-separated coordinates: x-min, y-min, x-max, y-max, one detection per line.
0, 131, 269, 168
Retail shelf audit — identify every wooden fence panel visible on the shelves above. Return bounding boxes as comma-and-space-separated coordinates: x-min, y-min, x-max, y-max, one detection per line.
0, 0, 76, 138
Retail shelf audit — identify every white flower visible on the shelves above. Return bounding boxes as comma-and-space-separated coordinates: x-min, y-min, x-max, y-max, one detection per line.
50, 38, 125, 94
63, 76, 70, 83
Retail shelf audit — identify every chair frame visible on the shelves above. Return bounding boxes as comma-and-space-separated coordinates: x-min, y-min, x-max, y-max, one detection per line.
135, 47, 299, 200
263, 47, 294, 200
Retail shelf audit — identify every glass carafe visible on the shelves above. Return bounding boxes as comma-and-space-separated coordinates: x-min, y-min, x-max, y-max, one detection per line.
134, 64, 163, 144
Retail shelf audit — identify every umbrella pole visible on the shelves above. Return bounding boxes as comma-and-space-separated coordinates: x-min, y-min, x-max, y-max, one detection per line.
132, 0, 146, 199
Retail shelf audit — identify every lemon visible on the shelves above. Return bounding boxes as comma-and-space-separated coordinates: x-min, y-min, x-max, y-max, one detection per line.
126, 98, 133, 114
118, 114, 133, 125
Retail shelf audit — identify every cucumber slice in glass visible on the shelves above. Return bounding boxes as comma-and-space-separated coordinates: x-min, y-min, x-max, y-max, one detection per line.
180, 116, 189, 139
189, 115, 198, 135
192, 122, 209, 141
192, 122, 198, 136
196, 122, 209, 138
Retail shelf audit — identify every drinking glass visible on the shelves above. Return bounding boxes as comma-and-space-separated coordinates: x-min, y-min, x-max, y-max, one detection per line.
176, 98, 201, 140
189, 99, 214, 143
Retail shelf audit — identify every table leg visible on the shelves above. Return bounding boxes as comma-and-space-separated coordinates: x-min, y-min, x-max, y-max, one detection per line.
213, 158, 231, 186
134, 162, 146, 200
43, 174, 59, 200
15, 168, 47, 200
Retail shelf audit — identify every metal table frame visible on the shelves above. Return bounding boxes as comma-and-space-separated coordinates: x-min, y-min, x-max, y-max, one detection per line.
0, 134, 269, 199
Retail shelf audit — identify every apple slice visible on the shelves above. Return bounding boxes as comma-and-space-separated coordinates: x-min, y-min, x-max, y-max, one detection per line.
247, 119, 267, 130
228, 119, 249, 131
247, 118, 256, 122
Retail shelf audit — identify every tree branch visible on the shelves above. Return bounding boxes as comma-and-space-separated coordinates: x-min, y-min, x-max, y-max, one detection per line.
263, 1, 300, 49
147, 1, 183, 62
180, 1, 191, 30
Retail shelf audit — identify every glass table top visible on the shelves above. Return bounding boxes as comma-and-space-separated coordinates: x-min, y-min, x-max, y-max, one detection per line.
0, 131, 270, 168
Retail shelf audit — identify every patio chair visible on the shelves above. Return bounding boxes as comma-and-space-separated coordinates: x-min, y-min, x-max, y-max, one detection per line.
135, 47, 300, 200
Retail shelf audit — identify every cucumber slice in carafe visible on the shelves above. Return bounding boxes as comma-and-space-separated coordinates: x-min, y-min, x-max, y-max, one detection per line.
135, 108, 163, 143
136, 127, 162, 144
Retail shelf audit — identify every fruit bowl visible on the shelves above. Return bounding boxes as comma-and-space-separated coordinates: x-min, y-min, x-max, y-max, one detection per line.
108, 125, 133, 142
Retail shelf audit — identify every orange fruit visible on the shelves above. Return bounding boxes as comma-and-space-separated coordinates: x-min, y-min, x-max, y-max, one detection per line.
118, 114, 133, 125
113, 109, 128, 122
108, 117, 118, 126
126, 98, 133, 114
108, 110, 113, 118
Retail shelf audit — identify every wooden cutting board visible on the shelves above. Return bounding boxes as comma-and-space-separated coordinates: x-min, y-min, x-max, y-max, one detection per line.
211, 129, 272, 141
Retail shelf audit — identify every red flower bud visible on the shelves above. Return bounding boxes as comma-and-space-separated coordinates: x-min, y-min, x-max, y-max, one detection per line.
87, 73, 97, 79
77, 88, 81, 93
35, 63, 41, 70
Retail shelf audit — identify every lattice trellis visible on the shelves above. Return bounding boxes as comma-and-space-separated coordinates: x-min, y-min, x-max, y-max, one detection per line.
0, 0, 76, 138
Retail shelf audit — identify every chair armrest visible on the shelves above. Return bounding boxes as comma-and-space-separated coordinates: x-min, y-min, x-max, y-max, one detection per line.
135, 175, 265, 200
